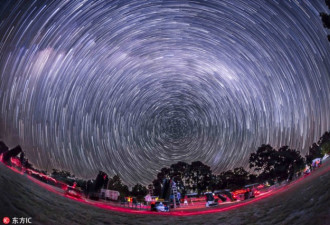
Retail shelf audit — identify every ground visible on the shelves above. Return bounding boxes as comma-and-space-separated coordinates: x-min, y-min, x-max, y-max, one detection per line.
0, 160, 329, 225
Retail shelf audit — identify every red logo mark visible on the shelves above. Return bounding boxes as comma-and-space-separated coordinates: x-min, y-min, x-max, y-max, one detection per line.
3, 217, 10, 224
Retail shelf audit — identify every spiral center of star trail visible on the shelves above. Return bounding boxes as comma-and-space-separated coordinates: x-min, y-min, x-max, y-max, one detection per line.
0, 0, 329, 186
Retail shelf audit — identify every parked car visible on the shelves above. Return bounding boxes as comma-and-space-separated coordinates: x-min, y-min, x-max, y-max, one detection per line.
150, 201, 170, 212
65, 186, 83, 199
232, 188, 255, 201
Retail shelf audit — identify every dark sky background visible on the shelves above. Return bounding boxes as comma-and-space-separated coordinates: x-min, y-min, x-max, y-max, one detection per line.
0, 0, 329, 186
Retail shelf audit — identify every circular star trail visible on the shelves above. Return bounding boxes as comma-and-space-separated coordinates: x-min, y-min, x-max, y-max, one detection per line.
0, 0, 329, 186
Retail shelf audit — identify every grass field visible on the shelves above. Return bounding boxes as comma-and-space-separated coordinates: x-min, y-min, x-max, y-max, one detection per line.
0, 159, 329, 225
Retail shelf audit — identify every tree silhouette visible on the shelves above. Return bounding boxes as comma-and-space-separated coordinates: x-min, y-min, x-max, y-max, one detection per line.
51, 169, 74, 178
318, 131, 330, 155
131, 183, 148, 199
107, 174, 129, 196
94, 171, 108, 192
187, 161, 213, 194
232, 167, 250, 188
0, 141, 9, 154
305, 143, 323, 165
151, 167, 171, 196
275, 146, 305, 181
152, 179, 162, 196
320, 0, 330, 41
250, 145, 305, 182
216, 167, 251, 190
249, 144, 277, 182
151, 161, 213, 195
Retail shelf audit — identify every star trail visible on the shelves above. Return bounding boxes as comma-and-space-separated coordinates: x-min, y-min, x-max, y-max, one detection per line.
0, 0, 329, 186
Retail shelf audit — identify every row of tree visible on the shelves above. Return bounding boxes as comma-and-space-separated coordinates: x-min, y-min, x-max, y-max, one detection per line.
1, 131, 329, 199
50, 169, 147, 200
151, 161, 257, 196
41, 131, 330, 198
149, 131, 330, 196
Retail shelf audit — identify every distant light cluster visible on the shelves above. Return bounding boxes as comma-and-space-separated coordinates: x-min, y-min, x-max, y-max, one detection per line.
0, 0, 329, 186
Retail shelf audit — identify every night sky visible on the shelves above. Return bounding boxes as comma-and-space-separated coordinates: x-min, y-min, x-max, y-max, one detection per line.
0, 0, 329, 186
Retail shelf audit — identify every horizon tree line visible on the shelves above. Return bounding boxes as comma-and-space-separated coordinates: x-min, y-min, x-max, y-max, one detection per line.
1, 131, 329, 198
